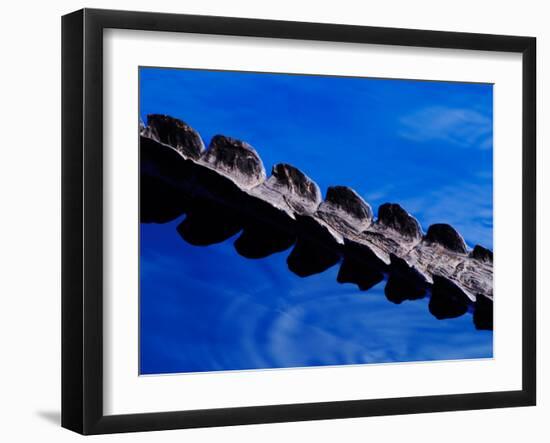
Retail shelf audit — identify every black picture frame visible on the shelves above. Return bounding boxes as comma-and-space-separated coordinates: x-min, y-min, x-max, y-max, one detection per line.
62, 8, 536, 435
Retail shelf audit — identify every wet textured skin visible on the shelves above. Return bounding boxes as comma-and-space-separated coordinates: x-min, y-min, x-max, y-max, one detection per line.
139, 115, 493, 330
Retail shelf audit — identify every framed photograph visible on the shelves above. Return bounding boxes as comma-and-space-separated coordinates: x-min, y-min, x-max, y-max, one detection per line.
62, 8, 536, 435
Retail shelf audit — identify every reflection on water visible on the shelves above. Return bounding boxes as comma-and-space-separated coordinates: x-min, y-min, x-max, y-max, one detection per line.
140, 216, 493, 375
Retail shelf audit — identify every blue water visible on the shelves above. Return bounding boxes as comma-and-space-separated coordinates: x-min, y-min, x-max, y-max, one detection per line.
139, 67, 493, 374
140, 219, 492, 374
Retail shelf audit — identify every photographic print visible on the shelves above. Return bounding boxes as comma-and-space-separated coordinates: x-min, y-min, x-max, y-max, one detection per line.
139, 67, 494, 375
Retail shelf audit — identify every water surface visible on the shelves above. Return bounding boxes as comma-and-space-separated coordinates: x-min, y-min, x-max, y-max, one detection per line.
139, 67, 493, 374
140, 217, 492, 374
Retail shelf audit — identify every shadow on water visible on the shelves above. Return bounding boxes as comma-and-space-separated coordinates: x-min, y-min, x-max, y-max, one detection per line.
140, 218, 494, 374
